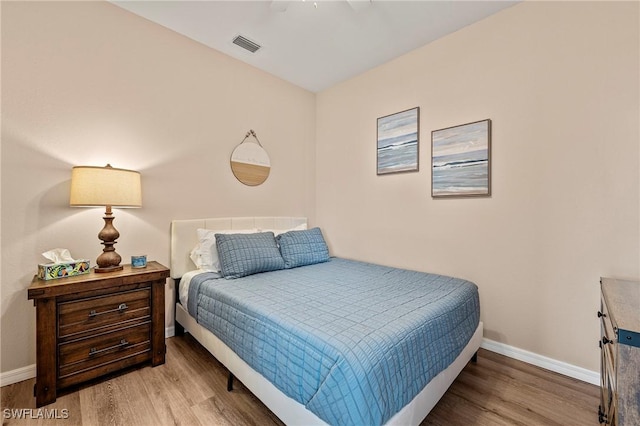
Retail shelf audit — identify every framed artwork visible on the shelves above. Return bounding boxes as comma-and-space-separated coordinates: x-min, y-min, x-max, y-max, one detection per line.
377, 107, 419, 175
431, 119, 491, 198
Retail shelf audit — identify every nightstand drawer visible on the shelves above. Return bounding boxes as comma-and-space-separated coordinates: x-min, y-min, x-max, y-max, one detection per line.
600, 296, 617, 367
58, 322, 151, 381
58, 288, 150, 339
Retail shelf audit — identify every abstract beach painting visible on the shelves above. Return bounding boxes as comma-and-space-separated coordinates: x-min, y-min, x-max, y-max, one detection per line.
377, 107, 419, 175
431, 119, 491, 197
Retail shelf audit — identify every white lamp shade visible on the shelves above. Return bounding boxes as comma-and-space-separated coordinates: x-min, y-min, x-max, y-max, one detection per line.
70, 165, 142, 207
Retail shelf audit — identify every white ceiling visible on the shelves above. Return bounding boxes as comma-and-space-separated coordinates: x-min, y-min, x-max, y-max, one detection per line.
111, 1, 518, 93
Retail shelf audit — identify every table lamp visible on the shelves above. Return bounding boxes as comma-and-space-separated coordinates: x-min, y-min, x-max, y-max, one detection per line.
70, 164, 142, 273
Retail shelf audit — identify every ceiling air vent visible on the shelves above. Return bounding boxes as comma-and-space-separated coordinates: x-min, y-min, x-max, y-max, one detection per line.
232, 35, 261, 53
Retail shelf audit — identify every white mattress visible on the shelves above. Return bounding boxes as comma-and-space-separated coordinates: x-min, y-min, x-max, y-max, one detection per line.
178, 269, 207, 307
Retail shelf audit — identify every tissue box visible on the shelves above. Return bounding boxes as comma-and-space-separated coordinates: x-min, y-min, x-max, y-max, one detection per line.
37, 260, 91, 280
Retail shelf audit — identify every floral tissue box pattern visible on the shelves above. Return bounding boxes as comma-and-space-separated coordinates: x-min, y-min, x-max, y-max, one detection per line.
38, 260, 90, 280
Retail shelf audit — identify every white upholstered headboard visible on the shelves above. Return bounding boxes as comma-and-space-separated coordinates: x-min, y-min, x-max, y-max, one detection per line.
170, 216, 307, 279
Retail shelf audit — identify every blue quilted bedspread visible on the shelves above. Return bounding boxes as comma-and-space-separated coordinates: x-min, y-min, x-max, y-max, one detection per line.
187, 258, 480, 425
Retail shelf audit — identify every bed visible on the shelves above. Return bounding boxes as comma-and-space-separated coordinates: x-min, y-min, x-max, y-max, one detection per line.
171, 216, 483, 425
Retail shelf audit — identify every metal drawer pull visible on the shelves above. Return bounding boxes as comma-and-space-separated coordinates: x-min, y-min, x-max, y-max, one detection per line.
88, 339, 129, 356
87, 303, 129, 319
597, 311, 606, 318
602, 336, 612, 345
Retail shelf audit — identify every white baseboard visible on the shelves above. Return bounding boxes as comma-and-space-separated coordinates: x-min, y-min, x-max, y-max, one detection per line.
0, 334, 600, 388
0, 364, 36, 387
165, 326, 175, 338
481, 338, 600, 386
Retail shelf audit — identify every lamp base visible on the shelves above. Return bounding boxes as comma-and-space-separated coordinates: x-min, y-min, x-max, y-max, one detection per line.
95, 206, 123, 273
95, 265, 124, 274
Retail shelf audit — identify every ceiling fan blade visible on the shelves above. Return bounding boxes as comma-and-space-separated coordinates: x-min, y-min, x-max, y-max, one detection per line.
270, 1, 291, 13
346, 0, 372, 12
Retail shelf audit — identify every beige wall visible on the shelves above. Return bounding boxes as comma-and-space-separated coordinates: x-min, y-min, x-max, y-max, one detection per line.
316, 1, 639, 372
1, 1, 316, 373
1, 0, 638, 378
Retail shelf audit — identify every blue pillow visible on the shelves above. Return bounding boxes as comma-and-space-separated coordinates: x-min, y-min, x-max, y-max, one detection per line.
215, 232, 285, 279
276, 227, 330, 269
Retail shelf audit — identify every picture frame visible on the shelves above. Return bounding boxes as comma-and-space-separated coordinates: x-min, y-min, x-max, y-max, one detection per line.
377, 107, 420, 175
431, 119, 491, 198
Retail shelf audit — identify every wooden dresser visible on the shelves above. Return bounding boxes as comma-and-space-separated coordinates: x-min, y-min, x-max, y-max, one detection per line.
27, 261, 169, 407
598, 277, 640, 425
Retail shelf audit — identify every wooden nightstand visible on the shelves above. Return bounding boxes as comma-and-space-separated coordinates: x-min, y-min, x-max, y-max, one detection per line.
27, 261, 169, 407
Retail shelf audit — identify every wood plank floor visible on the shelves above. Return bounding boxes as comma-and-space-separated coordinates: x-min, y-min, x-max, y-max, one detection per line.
1, 334, 600, 425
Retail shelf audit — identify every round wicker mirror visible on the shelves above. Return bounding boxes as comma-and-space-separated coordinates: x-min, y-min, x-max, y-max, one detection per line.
230, 130, 271, 186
